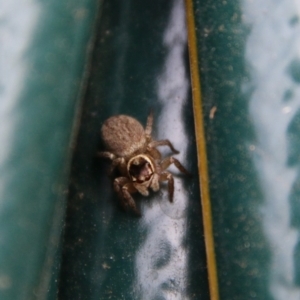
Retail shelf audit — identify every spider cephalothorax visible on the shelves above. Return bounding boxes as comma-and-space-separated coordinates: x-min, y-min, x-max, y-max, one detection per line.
98, 113, 188, 215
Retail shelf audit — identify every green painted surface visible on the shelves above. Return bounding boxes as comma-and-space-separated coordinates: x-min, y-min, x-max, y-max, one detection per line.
58, 0, 209, 299
0, 1, 99, 299
193, 0, 300, 299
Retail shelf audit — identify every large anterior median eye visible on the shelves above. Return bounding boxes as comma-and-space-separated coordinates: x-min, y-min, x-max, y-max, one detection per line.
129, 159, 153, 183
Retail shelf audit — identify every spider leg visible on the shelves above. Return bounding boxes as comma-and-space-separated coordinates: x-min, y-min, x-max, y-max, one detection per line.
145, 110, 154, 137
160, 156, 190, 175
150, 173, 160, 192
147, 147, 161, 160
110, 157, 126, 176
148, 140, 179, 154
122, 183, 140, 215
160, 172, 174, 202
133, 183, 149, 196
98, 152, 126, 175
113, 177, 128, 201
114, 177, 140, 215
97, 151, 116, 160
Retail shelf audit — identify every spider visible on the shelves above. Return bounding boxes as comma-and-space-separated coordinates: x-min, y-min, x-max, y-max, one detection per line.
98, 112, 189, 214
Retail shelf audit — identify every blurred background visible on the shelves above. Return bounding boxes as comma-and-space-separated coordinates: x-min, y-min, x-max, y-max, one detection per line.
1, 0, 300, 299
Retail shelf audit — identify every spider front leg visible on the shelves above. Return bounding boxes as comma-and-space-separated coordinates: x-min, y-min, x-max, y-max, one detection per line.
150, 173, 160, 192
133, 182, 150, 196
113, 177, 140, 215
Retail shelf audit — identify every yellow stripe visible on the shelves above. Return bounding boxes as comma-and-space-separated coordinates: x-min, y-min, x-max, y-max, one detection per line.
184, 0, 219, 299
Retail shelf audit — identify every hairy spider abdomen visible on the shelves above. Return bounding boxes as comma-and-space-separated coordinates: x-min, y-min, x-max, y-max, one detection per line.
101, 115, 146, 157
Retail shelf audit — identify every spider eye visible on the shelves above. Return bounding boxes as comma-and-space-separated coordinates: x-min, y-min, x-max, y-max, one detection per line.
128, 158, 153, 183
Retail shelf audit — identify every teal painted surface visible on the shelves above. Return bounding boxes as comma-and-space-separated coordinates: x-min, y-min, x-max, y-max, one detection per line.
193, 0, 300, 299
0, 0, 99, 299
58, 0, 209, 299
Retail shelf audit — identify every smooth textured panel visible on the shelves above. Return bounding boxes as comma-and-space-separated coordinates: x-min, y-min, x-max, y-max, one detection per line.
58, 0, 209, 299
192, 0, 300, 299
0, 1, 99, 299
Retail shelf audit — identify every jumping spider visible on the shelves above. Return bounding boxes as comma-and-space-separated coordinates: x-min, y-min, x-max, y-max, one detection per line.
98, 112, 189, 215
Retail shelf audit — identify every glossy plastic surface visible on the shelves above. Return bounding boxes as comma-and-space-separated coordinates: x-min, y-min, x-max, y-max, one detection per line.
0, 1, 98, 299
58, 0, 209, 299
192, 0, 300, 299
